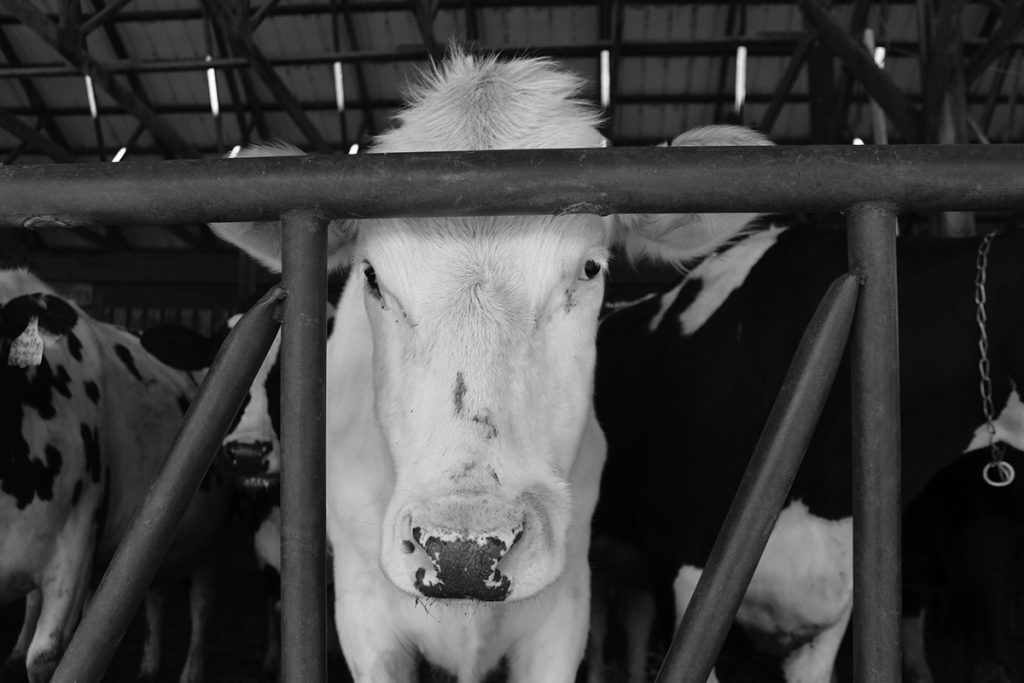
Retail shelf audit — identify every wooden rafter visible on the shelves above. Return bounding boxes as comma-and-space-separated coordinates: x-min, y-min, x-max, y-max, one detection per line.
798, 0, 921, 142
204, 0, 330, 152
0, 107, 76, 161
0, 0, 199, 157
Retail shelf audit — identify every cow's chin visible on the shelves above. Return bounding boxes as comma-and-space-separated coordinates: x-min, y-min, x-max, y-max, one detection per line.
380, 487, 570, 603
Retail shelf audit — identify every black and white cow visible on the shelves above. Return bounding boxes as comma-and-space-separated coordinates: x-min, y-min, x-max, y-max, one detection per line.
210, 50, 771, 683
593, 222, 1024, 682
142, 303, 336, 679
0, 269, 231, 683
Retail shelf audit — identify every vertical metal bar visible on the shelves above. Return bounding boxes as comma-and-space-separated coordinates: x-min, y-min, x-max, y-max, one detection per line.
655, 273, 860, 683
847, 202, 902, 683
280, 209, 329, 683
51, 287, 286, 683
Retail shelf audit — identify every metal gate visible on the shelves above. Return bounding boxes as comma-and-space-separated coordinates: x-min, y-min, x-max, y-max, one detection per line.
2, 142, 1023, 682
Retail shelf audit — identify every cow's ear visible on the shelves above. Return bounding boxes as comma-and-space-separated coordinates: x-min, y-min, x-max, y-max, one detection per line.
208, 142, 358, 273
1, 293, 79, 368
141, 324, 216, 371
609, 125, 774, 265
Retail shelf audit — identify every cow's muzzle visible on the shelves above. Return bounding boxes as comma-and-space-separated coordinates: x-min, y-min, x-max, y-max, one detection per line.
221, 440, 273, 478
407, 523, 523, 601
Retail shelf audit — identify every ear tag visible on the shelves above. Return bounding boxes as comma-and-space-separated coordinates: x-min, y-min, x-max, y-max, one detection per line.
9, 316, 44, 368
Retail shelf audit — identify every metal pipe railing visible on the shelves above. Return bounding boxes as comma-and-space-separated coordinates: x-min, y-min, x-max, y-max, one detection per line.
279, 210, 329, 683
2, 146, 1024, 229
655, 272, 861, 683
50, 286, 286, 683
847, 203, 903, 682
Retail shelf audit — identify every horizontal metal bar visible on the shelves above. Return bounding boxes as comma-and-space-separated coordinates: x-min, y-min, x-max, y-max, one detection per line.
2, 145, 1024, 229
847, 203, 902, 683
655, 272, 860, 683
50, 286, 286, 683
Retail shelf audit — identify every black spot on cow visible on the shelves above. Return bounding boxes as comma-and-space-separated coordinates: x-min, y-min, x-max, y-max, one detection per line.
53, 365, 72, 399
66, 331, 83, 361
0, 358, 79, 508
114, 344, 143, 382
93, 468, 111, 533
565, 288, 577, 314
453, 372, 467, 415
80, 423, 101, 483
71, 480, 82, 506
472, 413, 498, 440
84, 381, 100, 404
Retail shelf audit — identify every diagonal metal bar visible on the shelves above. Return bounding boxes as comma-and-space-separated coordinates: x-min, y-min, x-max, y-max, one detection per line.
0, 0, 198, 157
0, 107, 76, 162
250, 0, 284, 31
654, 271, 861, 683
205, 0, 330, 152
799, 0, 921, 142
50, 286, 286, 683
80, 0, 132, 35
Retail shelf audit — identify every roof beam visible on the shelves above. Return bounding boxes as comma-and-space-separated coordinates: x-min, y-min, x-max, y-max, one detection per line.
798, 0, 921, 141
249, 0, 284, 30
204, 0, 330, 152
0, 107, 76, 162
340, 0, 379, 141
759, 33, 812, 134
0, 25, 70, 151
966, 0, 1024, 84
0, 0, 199, 157
408, 0, 443, 59
80, 0, 133, 35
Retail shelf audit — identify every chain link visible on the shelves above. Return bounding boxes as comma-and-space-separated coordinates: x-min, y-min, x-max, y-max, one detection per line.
975, 230, 1014, 487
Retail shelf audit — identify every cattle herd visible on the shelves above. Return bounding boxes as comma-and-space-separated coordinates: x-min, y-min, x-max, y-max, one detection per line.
1, 50, 1023, 683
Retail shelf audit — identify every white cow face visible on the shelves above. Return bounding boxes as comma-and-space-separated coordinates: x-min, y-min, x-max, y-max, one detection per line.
211, 52, 772, 603
362, 214, 608, 600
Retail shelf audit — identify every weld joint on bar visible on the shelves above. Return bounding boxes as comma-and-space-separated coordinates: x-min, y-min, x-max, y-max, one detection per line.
846, 200, 900, 217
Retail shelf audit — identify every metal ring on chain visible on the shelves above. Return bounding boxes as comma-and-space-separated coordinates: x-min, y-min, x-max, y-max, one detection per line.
983, 459, 1016, 488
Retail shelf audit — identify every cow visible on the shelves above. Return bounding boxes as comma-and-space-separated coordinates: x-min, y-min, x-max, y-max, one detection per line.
0, 268, 232, 683
902, 447, 1024, 683
141, 302, 337, 679
209, 49, 772, 682
592, 221, 1024, 683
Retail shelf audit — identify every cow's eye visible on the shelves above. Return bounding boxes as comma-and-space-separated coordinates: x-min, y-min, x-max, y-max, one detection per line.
580, 259, 603, 281
363, 262, 382, 300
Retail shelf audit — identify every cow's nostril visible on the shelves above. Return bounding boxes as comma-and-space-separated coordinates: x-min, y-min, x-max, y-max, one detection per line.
401, 540, 415, 554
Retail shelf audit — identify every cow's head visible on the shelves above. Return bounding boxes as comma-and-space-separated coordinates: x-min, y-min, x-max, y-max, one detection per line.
211, 52, 771, 601
143, 318, 283, 488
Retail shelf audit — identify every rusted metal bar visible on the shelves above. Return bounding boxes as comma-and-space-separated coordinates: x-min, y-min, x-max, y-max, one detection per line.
280, 210, 329, 683
3, 145, 1024, 229
654, 272, 860, 683
847, 202, 902, 683
50, 286, 286, 683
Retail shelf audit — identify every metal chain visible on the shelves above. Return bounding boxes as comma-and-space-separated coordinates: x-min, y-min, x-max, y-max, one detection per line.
975, 229, 1015, 487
